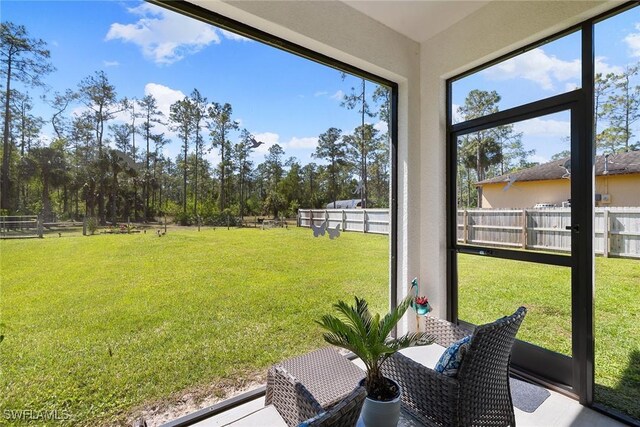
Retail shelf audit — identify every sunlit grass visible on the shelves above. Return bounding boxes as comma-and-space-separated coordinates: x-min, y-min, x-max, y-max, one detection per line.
0, 227, 389, 426
2, 231, 638, 424
458, 254, 640, 420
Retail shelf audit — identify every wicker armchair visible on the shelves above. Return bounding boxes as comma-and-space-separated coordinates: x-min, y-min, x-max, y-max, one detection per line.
381, 307, 527, 427
266, 347, 366, 427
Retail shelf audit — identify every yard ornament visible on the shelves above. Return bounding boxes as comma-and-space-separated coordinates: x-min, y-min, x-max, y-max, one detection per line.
248, 136, 264, 149
503, 175, 517, 192
327, 224, 341, 240
311, 220, 327, 237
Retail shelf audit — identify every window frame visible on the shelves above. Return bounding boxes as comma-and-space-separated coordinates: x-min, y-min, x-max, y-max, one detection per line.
446, 3, 639, 425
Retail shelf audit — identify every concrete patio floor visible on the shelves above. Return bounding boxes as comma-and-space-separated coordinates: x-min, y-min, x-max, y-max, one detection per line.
187, 386, 625, 427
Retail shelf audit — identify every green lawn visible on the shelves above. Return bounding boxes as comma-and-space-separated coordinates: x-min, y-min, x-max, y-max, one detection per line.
458, 254, 640, 420
0, 227, 389, 426
1, 230, 638, 425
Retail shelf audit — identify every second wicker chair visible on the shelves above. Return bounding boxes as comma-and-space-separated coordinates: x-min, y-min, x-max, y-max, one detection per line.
381, 306, 527, 427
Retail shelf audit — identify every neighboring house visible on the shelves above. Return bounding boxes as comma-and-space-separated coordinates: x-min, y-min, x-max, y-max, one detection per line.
326, 199, 364, 209
476, 151, 640, 208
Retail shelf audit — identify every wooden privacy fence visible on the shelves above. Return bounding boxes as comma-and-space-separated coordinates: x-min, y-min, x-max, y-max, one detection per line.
298, 209, 390, 235
457, 207, 640, 259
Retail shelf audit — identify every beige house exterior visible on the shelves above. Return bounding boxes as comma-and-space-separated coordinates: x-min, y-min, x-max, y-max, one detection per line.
478, 152, 640, 208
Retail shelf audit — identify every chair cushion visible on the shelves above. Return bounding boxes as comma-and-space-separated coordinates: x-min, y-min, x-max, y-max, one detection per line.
434, 335, 471, 377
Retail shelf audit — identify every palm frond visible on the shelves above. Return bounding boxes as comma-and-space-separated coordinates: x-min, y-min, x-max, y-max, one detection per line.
332, 299, 371, 338
378, 294, 413, 340
387, 332, 436, 351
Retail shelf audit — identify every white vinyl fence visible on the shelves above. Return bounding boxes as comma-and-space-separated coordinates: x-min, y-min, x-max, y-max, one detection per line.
298, 209, 390, 235
457, 207, 640, 259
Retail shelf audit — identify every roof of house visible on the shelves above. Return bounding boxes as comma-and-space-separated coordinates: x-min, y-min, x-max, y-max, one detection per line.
477, 150, 640, 186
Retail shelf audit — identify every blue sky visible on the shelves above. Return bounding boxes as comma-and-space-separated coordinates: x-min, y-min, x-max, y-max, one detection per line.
452, 6, 640, 163
2, 0, 386, 166
2, 2, 638, 167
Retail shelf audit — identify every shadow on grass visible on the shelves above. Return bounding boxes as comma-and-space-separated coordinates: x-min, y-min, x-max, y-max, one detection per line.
595, 349, 640, 423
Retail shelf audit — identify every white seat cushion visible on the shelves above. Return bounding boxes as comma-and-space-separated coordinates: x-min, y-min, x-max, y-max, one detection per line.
398, 343, 447, 369
222, 404, 287, 427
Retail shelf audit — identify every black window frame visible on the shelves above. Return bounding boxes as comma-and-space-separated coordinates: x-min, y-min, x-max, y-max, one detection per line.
446, 3, 639, 425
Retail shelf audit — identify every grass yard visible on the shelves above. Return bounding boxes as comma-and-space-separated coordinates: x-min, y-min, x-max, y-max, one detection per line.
458, 254, 640, 420
2, 229, 638, 424
0, 227, 389, 426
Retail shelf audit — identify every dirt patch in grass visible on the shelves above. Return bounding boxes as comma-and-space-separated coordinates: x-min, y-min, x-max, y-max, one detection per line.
124, 373, 267, 427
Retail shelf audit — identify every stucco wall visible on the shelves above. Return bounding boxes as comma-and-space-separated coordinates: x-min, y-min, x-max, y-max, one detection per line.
482, 174, 640, 209
481, 180, 571, 208
596, 174, 640, 207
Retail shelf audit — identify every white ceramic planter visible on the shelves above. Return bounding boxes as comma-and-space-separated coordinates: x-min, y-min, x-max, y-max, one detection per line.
360, 379, 402, 427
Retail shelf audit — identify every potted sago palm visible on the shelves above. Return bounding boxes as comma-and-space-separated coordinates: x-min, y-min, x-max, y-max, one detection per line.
316, 295, 435, 427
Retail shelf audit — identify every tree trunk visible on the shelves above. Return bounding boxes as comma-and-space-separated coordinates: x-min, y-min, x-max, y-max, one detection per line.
1, 55, 13, 211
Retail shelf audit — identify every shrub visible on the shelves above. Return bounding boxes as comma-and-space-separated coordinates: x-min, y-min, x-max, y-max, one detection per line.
86, 217, 98, 235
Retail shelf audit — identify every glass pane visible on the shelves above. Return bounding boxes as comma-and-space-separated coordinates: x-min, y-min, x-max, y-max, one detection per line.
594, 5, 640, 421
452, 31, 581, 122
458, 254, 572, 356
456, 111, 572, 253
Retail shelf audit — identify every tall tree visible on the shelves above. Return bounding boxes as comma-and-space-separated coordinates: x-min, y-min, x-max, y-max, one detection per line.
0, 22, 54, 211
264, 143, 285, 190
594, 72, 616, 153
234, 129, 255, 219
604, 64, 640, 153
169, 97, 194, 214
77, 70, 124, 223
110, 123, 133, 154
47, 89, 78, 140
11, 91, 43, 212
341, 76, 376, 207
138, 94, 164, 219
343, 124, 382, 208
313, 127, 347, 207
457, 90, 520, 206
189, 89, 207, 216
207, 102, 238, 211
22, 142, 67, 221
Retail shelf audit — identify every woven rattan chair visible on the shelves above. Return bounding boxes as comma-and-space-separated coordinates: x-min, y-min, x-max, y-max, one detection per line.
266, 347, 366, 427
381, 306, 527, 427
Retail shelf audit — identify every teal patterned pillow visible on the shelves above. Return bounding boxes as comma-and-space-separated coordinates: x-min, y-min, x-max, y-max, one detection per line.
434, 335, 471, 377
298, 411, 327, 427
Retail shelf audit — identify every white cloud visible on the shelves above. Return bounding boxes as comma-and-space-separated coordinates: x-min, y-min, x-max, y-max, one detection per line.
373, 121, 388, 134
330, 90, 344, 101
513, 117, 570, 137
595, 56, 623, 75
249, 132, 318, 153
482, 48, 580, 90
144, 83, 186, 138
288, 137, 318, 149
103, 60, 120, 67
105, 3, 220, 65
314, 91, 328, 97
220, 29, 251, 42
624, 23, 640, 57
564, 82, 579, 92
144, 83, 185, 117
529, 154, 551, 164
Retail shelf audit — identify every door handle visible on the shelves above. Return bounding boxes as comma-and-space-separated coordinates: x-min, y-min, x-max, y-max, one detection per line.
565, 225, 580, 233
